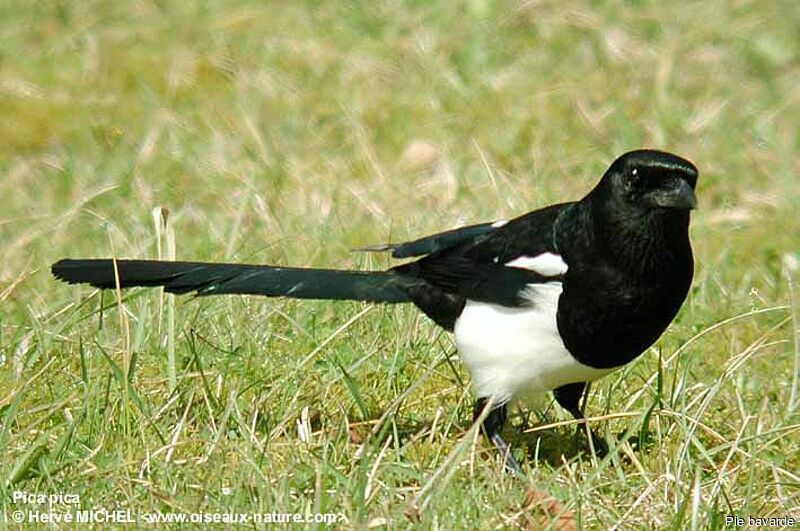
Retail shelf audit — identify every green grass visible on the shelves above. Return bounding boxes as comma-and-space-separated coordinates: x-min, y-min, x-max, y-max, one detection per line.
2, 0, 799, 528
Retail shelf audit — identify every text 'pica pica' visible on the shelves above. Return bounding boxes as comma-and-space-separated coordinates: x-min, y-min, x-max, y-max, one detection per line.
52, 149, 698, 474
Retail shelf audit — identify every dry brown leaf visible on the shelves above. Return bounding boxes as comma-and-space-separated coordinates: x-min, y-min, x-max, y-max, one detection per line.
348, 426, 364, 445
522, 487, 577, 531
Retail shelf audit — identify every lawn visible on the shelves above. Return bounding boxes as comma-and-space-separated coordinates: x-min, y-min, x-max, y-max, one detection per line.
2, 0, 799, 528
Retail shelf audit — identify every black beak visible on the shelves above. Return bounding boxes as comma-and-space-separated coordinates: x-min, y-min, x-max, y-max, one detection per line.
647, 178, 697, 210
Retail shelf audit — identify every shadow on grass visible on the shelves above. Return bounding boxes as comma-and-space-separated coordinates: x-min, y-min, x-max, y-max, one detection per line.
508, 426, 595, 466
332, 412, 607, 468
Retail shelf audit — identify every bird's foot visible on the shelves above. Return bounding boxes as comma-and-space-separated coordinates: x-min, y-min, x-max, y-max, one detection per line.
586, 428, 609, 458
490, 433, 524, 477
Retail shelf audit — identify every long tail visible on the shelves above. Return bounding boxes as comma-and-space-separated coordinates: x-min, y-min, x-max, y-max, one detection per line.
51, 259, 413, 303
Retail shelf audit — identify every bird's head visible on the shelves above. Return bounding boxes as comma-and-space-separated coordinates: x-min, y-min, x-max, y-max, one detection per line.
601, 149, 698, 213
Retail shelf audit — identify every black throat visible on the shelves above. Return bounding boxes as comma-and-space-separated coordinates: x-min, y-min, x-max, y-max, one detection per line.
592, 197, 692, 280
555, 194, 694, 369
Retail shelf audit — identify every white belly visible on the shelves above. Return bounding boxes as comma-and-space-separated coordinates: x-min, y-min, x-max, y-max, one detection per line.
453, 282, 615, 405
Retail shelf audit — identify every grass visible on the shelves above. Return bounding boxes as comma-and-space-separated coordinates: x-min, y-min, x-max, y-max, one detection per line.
2, 0, 799, 528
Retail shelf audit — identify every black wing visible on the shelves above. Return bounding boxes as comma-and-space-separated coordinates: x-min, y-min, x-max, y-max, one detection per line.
355, 220, 503, 258
394, 202, 573, 310
463, 203, 569, 263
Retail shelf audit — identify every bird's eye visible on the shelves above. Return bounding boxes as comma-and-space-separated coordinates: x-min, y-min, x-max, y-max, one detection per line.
627, 167, 641, 190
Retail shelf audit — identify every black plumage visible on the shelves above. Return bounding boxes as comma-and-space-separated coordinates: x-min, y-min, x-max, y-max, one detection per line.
52, 149, 698, 474
51, 259, 414, 302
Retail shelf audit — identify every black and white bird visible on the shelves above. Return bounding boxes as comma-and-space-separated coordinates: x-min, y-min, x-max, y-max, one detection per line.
52, 149, 698, 473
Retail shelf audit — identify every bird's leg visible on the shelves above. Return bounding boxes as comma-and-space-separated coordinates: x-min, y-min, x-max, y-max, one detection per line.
516, 405, 533, 432
553, 382, 609, 457
474, 397, 523, 475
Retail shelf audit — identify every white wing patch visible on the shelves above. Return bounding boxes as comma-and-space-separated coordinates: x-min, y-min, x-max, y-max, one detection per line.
491, 219, 508, 228
454, 283, 614, 405
505, 252, 568, 276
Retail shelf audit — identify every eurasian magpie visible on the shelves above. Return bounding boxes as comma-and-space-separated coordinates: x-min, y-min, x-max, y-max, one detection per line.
52, 149, 698, 473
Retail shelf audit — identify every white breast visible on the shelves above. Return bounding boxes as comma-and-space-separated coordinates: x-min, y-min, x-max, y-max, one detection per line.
453, 281, 615, 406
